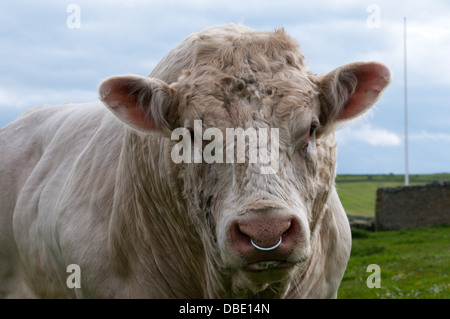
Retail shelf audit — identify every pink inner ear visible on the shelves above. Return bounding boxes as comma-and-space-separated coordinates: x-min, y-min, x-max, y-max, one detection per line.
100, 77, 137, 108
100, 76, 157, 130
115, 105, 157, 130
338, 63, 391, 120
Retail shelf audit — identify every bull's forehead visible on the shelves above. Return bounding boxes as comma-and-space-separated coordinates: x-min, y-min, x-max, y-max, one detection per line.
176, 26, 319, 129
178, 66, 319, 131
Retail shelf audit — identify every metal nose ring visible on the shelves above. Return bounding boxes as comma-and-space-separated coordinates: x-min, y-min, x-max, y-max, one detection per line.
250, 237, 282, 251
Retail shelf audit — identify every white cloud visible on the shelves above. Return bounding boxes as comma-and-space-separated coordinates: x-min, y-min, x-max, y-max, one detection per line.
409, 131, 450, 142
336, 124, 402, 147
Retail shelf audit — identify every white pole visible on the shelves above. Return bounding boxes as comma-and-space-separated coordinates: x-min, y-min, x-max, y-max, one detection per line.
404, 17, 409, 186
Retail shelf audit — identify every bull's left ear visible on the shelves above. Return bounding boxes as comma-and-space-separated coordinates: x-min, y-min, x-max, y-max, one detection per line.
318, 62, 391, 128
99, 75, 178, 133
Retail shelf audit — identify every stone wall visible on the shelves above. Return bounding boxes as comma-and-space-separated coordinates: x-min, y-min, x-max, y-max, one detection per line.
375, 182, 450, 231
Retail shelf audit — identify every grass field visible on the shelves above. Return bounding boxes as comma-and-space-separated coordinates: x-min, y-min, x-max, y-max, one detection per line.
335, 173, 450, 217
338, 224, 450, 299
334, 174, 450, 298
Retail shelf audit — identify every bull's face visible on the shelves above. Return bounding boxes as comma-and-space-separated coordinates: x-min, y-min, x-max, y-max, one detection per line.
171, 66, 322, 294
99, 28, 391, 297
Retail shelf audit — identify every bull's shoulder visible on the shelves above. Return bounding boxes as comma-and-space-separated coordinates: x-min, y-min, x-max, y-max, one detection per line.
0, 102, 121, 206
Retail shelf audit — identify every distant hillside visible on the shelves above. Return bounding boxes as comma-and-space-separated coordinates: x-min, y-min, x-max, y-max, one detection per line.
335, 174, 450, 217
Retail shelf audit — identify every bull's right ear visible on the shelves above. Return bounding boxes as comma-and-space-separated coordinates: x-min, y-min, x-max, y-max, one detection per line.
99, 75, 178, 133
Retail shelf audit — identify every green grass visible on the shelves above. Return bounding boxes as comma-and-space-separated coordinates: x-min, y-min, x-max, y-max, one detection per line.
335, 173, 450, 217
338, 224, 450, 299
335, 174, 450, 298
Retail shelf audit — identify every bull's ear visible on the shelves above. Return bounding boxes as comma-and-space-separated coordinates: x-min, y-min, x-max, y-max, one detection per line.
99, 75, 177, 133
318, 62, 391, 129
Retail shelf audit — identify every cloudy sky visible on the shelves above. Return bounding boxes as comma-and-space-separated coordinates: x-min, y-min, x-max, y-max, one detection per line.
1, 0, 449, 174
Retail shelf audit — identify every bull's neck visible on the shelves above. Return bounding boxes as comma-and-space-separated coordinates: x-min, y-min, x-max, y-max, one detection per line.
108, 130, 206, 297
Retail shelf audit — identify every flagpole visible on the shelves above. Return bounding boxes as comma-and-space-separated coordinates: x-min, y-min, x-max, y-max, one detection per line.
404, 17, 409, 186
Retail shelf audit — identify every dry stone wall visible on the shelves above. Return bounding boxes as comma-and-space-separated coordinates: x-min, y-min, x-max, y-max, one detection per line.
375, 182, 450, 230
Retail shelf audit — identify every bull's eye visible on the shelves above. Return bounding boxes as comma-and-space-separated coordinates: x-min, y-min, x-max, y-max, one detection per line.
303, 124, 318, 151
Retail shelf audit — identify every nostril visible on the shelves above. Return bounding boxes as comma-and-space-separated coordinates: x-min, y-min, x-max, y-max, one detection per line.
281, 217, 300, 247
282, 219, 295, 238
230, 222, 251, 245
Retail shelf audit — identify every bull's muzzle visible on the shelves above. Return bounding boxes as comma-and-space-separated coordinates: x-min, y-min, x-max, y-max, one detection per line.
230, 213, 302, 269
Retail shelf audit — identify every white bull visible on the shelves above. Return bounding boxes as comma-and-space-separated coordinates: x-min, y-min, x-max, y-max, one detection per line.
0, 24, 391, 298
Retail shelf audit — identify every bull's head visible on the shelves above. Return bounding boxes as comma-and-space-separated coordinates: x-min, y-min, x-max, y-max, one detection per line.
99, 25, 390, 297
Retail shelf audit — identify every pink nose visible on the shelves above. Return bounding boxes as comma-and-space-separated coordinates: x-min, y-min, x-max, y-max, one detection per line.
230, 215, 300, 258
